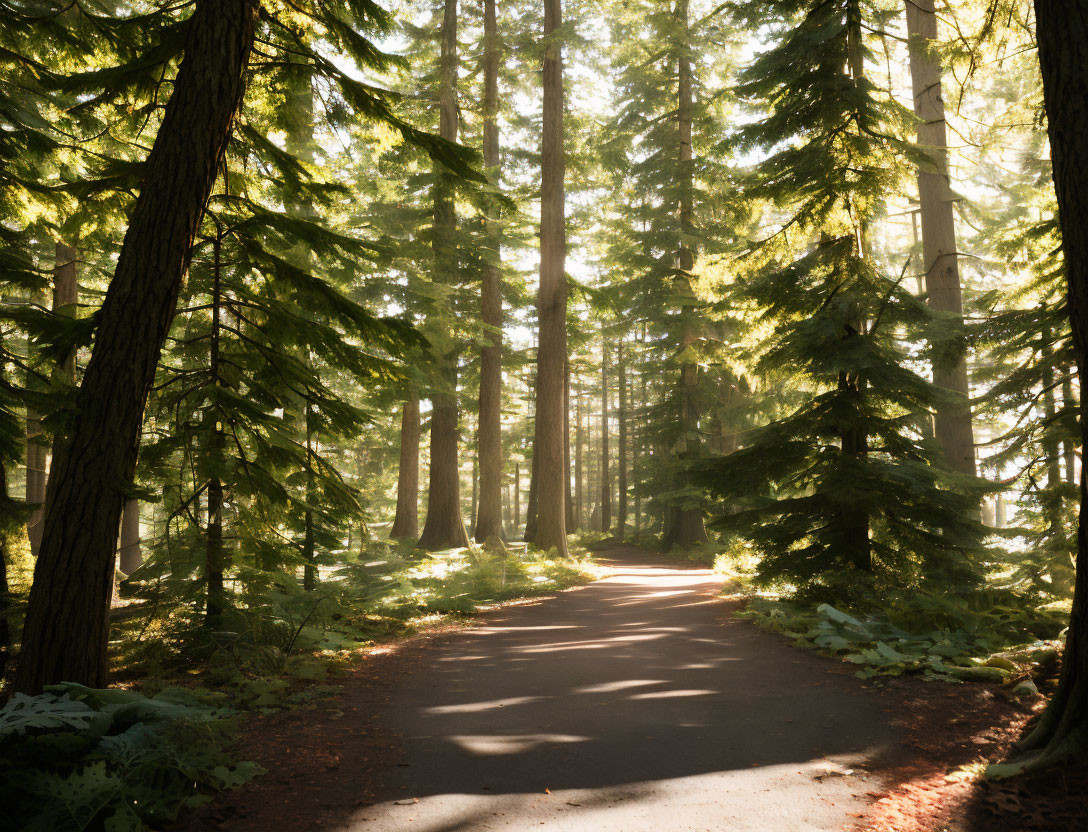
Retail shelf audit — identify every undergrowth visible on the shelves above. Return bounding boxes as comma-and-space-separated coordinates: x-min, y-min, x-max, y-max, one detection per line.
709, 539, 1068, 688
3, 540, 595, 831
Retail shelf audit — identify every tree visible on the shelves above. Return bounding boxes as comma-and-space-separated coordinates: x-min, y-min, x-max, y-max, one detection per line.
14, 0, 259, 694
992, 0, 1088, 773
530, 0, 569, 555
390, 392, 421, 539
699, 0, 984, 600
905, 0, 976, 477
418, 0, 472, 551
473, 0, 505, 543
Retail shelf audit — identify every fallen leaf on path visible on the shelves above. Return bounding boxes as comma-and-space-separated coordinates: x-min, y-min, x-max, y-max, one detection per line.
395, 798, 419, 805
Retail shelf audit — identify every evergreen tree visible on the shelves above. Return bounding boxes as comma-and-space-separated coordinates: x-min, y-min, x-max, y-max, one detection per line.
700, 0, 985, 600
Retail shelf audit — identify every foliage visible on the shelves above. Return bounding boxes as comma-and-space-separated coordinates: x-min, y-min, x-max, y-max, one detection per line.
741, 593, 1066, 682
0, 683, 261, 832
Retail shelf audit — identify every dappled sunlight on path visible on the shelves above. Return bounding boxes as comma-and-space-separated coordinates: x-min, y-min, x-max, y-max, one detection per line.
338, 549, 901, 832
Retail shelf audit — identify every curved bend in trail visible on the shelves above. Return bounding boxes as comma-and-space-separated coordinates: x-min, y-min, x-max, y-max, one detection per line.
343, 548, 899, 831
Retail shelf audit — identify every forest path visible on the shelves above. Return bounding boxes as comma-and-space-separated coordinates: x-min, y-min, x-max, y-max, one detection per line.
187, 547, 905, 832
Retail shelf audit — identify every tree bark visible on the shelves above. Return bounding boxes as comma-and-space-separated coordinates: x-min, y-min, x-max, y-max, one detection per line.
390, 391, 420, 539
564, 358, 574, 529
1064, 365, 1078, 485
418, 0, 470, 551
600, 341, 612, 534
617, 340, 628, 538
529, 0, 568, 555
1002, 0, 1088, 769
473, 0, 504, 543
905, 0, 976, 477
13, 0, 257, 694
0, 466, 12, 681
663, 0, 708, 549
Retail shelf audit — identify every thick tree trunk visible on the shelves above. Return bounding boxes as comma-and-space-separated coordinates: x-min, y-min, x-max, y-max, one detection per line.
13, 0, 256, 694
1000, 0, 1088, 771
530, 0, 568, 555
474, 0, 504, 543
600, 341, 612, 534
390, 391, 420, 539
419, 0, 470, 551
419, 370, 471, 549
905, 0, 976, 477
663, 0, 707, 549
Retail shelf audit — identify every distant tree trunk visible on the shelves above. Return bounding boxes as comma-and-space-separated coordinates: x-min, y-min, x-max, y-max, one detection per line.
600, 341, 612, 534
663, 0, 708, 549
119, 499, 141, 574
1064, 365, 1078, 485
514, 460, 521, 534
390, 391, 420, 539
0, 466, 12, 680
524, 452, 538, 541
564, 358, 575, 529
27, 242, 79, 555
1004, 0, 1088, 770
208, 227, 231, 618
529, 0, 568, 555
574, 385, 583, 530
470, 450, 478, 531
905, 0, 976, 477
13, 0, 257, 694
617, 341, 628, 538
303, 409, 317, 588
419, 0, 470, 551
474, 0, 504, 543
1043, 335, 1063, 491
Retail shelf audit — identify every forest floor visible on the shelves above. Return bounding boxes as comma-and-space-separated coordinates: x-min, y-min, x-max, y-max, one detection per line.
175, 547, 1083, 832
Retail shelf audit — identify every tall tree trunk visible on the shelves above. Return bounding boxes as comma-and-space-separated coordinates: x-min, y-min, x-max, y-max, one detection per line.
27, 242, 79, 555
419, 0, 470, 551
574, 384, 583, 531
390, 391, 420, 539
600, 341, 612, 534
13, 0, 257, 694
474, 0, 504, 543
663, 0, 707, 549
1000, 0, 1088, 771
617, 340, 628, 538
905, 0, 976, 477
530, 0, 568, 555
208, 226, 231, 617
564, 358, 574, 529
834, 1, 872, 573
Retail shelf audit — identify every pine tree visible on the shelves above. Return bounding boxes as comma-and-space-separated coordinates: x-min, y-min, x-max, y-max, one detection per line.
699, 0, 985, 600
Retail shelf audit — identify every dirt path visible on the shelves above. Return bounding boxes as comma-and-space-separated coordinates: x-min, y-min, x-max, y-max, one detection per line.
185, 548, 905, 831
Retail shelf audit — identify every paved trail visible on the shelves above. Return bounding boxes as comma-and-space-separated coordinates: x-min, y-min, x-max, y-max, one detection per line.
341, 549, 900, 832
